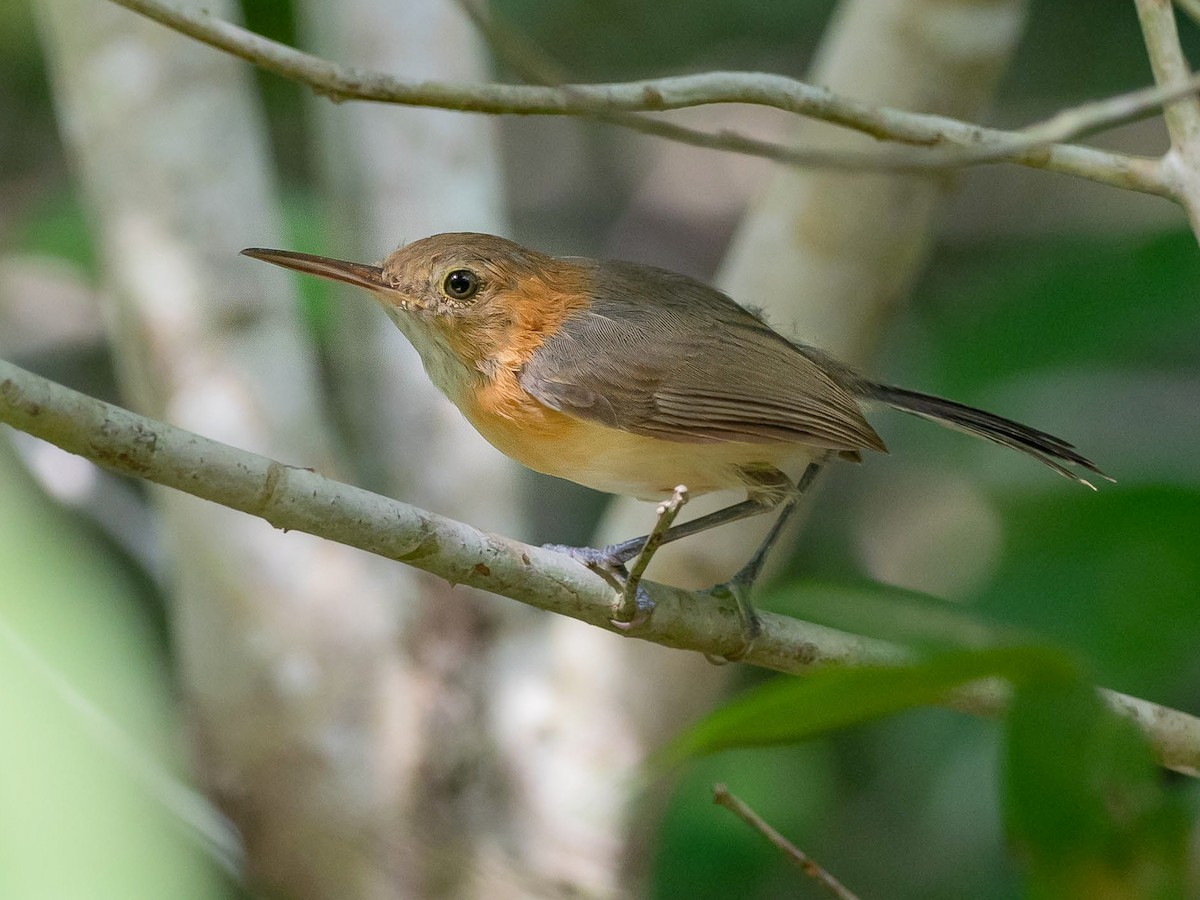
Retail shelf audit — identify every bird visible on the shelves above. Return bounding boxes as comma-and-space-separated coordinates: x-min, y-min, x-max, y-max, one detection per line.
243, 232, 1107, 654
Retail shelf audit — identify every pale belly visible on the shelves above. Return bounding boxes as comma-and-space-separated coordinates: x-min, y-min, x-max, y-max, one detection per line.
465, 400, 808, 501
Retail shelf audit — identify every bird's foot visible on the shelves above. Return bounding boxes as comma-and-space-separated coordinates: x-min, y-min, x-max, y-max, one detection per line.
542, 543, 655, 629
542, 543, 630, 571
545, 485, 688, 633
702, 578, 762, 664
609, 584, 655, 631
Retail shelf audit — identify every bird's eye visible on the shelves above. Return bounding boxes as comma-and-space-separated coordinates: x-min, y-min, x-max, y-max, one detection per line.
443, 268, 481, 301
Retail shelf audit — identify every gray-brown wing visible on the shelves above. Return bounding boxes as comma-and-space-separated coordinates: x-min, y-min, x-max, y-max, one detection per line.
518, 260, 885, 452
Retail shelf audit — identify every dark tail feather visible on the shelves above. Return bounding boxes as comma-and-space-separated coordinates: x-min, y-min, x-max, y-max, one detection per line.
865, 383, 1112, 489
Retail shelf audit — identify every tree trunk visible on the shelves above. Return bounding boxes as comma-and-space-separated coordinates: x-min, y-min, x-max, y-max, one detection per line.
591, 0, 1030, 890
37, 2, 414, 897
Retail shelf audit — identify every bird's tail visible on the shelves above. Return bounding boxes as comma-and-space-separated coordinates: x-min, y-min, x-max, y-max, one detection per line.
864, 383, 1111, 489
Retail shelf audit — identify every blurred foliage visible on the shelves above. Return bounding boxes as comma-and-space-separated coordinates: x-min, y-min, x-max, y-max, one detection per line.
0, 0, 58, 182
712, 220, 1200, 897
489, 0, 835, 79
665, 220, 1200, 896
653, 743, 837, 899
915, 232, 1200, 393
7, 189, 96, 274
1, 0, 1197, 898
764, 579, 1026, 651
238, 0, 311, 187
667, 645, 1074, 759
668, 639, 1193, 897
666, 568, 1197, 895
1005, 676, 1190, 899
1003, 2, 1198, 101
987, 486, 1200, 700
0, 442, 235, 899
278, 191, 340, 345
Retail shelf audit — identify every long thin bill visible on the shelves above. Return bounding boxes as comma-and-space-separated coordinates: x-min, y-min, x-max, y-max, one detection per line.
241, 248, 387, 291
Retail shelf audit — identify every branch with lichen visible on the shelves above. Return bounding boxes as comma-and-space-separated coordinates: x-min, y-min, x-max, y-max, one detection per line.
105, 0, 1191, 198
3, 355, 1200, 776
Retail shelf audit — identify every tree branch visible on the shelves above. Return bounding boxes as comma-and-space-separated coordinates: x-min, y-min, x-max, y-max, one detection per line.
105, 0, 1183, 196
453, 0, 1166, 194
1141, 0, 1200, 144
1137, 0, 1200, 235
3, 356, 1200, 776
36, 2, 422, 895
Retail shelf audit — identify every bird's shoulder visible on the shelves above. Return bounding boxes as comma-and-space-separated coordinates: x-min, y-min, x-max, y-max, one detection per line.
517, 257, 884, 452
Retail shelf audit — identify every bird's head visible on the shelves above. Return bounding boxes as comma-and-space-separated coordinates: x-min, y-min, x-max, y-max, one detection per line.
243, 232, 589, 382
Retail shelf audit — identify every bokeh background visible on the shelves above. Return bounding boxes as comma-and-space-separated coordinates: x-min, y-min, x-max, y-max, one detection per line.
1, 1, 1198, 898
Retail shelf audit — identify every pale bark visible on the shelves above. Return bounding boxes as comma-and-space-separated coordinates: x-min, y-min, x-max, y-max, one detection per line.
36, 3, 412, 897
300, 0, 516, 519
299, 2, 563, 896
603, 0, 1030, 591
590, 0, 1031, 889
1136, 0, 1200, 239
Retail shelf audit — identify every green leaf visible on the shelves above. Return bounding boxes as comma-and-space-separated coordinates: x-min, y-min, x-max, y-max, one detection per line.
1004, 677, 1191, 899
665, 645, 1074, 763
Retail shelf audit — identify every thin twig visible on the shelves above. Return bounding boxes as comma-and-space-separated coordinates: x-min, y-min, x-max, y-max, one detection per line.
107, 0, 1175, 195
458, 0, 1167, 195
712, 784, 860, 900
617, 485, 688, 624
460, 0, 1171, 193
1138, 1, 1200, 147
1137, 0, 1200, 234
3, 356, 1200, 774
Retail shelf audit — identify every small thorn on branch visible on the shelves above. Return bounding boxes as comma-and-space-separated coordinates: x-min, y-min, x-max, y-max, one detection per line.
712, 783, 860, 900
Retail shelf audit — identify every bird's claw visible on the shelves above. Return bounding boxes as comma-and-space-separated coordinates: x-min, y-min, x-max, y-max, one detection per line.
543, 542, 656, 631
703, 579, 762, 665
609, 583, 655, 631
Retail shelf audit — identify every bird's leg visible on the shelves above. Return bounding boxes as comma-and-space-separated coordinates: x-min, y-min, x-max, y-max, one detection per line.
708, 461, 824, 663
611, 485, 689, 629
543, 489, 784, 628
545, 463, 822, 653
730, 462, 822, 590
545, 484, 782, 635
552, 480, 786, 572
